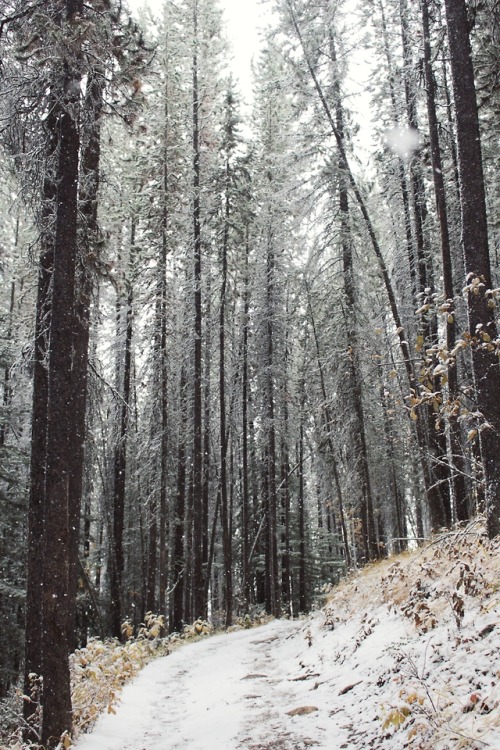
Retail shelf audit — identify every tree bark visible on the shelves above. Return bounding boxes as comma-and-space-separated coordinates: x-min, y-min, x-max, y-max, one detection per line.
110, 221, 135, 638
171, 368, 187, 632
191, 0, 204, 618
219, 158, 233, 627
443, 0, 500, 538
158, 64, 171, 619
330, 28, 378, 561
67, 69, 104, 652
241, 226, 251, 610
23, 80, 59, 726
421, 0, 468, 522
297, 381, 307, 612
264, 226, 280, 618
41, 36, 82, 745
306, 285, 351, 568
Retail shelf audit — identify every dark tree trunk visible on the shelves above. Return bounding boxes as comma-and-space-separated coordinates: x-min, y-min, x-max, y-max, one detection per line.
400, 0, 452, 531
443, 0, 500, 538
306, 286, 351, 567
41, 42, 82, 746
280, 463, 291, 612
280, 386, 291, 613
297, 388, 307, 612
171, 369, 187, 632
0, 252, 16, 447
421, 0, 468, 522
376, 356, 408, 551
24, 88, 60, 731
264, 229, 280, 618
146, 483, 157, 613
158, 76, 171, 619
288, 0, 454, 536
191, 0, 204, 618
331, 29, 377, 561
219, 170, 233, 627
110, 222, 135, 639
67, 69, 104, 652
202, 290, 211, 619
241, 226, 251, 610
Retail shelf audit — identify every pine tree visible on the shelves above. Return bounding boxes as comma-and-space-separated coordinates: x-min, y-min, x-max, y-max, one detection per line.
443, 0, 500, 538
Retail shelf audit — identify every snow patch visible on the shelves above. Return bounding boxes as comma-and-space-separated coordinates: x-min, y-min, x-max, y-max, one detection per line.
74, 527, 500, 749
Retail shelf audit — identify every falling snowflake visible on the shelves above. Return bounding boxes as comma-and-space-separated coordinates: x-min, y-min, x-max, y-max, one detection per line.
384, 126, 422, 159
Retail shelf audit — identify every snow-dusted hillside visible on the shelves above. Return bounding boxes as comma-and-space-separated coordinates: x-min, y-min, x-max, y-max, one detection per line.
74, 522, 499, 750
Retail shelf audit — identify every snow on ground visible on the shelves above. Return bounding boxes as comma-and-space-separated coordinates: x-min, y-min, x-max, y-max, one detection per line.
74, 526, 500, 750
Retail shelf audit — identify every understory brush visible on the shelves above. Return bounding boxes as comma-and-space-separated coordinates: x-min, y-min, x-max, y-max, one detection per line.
323, 517, 500, 749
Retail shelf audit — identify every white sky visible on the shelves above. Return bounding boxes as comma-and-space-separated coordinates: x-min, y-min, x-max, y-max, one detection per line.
125, 0, 376, 159
126, 0, 273, 104
219, 0, 274, 100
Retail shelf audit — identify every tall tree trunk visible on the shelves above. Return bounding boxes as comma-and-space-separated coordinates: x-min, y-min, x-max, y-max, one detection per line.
110, 222, 135, 638
157, 252, 168, 618
280, 457, 291, 612
306, 286, 351, 568
443, 0, 500, 538
202, 283, 211, 619
191, 0, 204, 617
219, 169, 233, 627
400, 0, 430, 295
0, 235, 17, 447
288, 0, 450, 534
421, 0, 467, 522
264, 227, 280, 618
297, 380, 307, 612
146, 486, 158, 613
280, 345, 292, 613
24, 174, 55, 736
378, 361, 407, 552
171, 368, 187, 632
330, 29, 377, 561
400, 0, 452, 531
41, 27, 82, 743
67, 69, 104, 652
241, 226, 251, 610
158, 65, 171, 619
376, 0, 416, 296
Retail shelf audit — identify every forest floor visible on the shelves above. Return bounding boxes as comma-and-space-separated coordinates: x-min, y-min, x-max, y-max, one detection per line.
72, 521, 499, 750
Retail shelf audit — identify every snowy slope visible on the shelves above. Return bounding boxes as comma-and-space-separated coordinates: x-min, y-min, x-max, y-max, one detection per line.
74, 525, 500, 750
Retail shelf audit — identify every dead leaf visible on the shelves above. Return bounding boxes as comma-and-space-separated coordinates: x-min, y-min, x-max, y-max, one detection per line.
286, 705, 319, 716
338, 681, 362, 695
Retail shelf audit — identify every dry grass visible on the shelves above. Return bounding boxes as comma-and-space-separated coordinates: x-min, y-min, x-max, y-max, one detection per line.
325, 518, 499, 626
323, 518, 500, 749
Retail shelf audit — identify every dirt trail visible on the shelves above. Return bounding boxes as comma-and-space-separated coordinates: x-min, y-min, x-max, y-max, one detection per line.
73, 532, 500, 750
73, 619, 324, 750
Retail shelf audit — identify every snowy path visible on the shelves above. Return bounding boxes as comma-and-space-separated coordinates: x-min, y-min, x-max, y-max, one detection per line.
74, 619, 336, 750
73, 581, 500, 750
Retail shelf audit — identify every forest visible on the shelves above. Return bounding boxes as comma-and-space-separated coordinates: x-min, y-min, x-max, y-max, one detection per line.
0, 0, 498, 747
